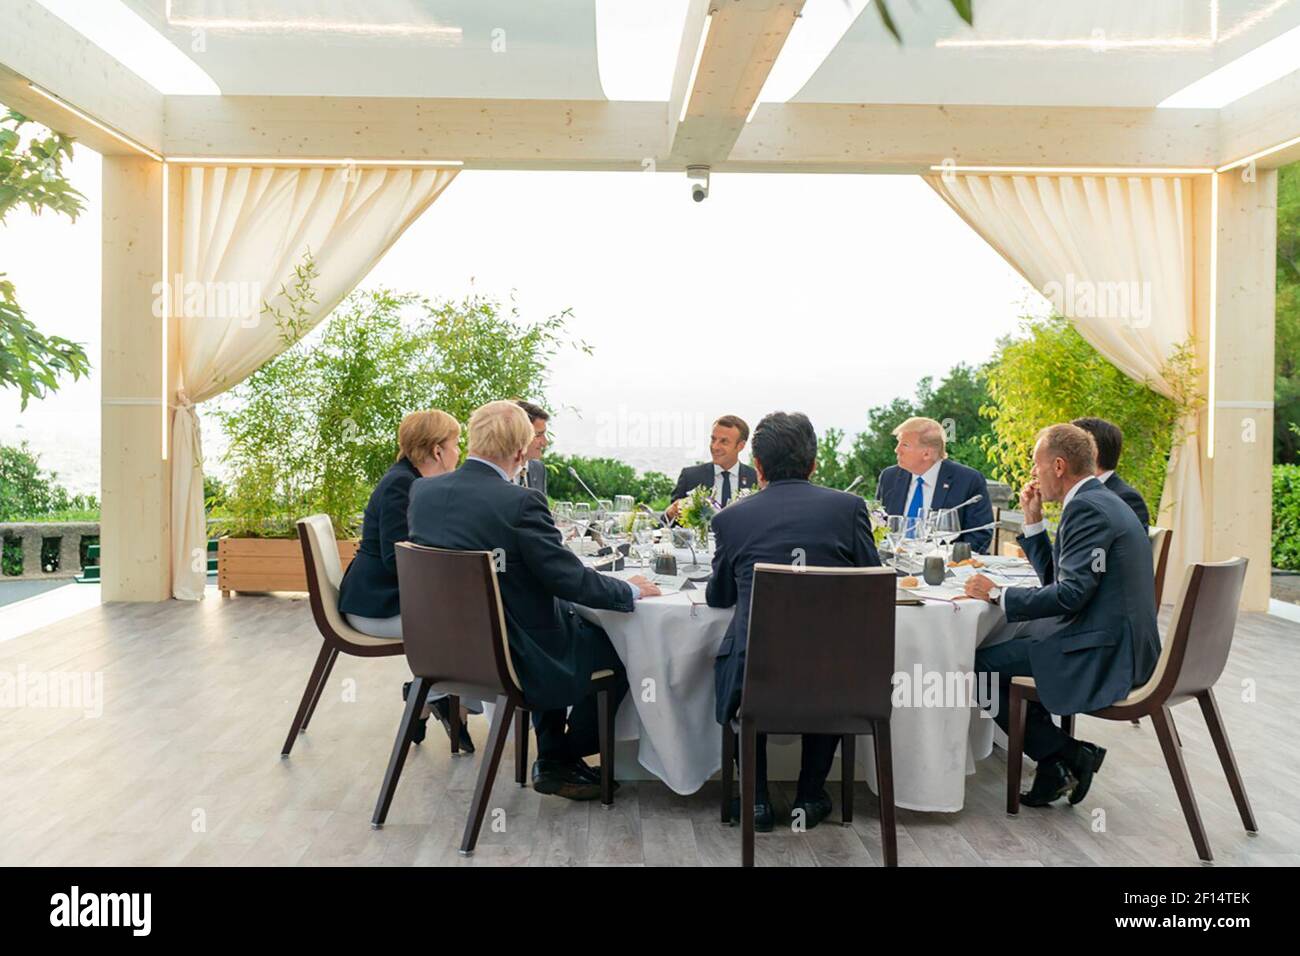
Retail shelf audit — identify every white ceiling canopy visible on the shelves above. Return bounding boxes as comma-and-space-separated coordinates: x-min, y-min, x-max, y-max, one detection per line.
793, 0, 1300, 107
120, 0, 610, 98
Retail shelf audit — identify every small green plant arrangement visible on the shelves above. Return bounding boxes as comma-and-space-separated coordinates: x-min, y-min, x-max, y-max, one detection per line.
677, 485, 717, 541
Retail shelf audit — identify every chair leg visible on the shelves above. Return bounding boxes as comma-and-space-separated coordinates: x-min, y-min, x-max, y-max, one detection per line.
371, 676, 432, 829
448, 694, 461, 756
1151, 704, 1213, 862
840, 734, 855, 825
281, 642, 334, 757
597, 686, 615, 807
300, 646, 339, 733
460, 695, 514, 856
872, 720, 897, 867
514, 707, 529, 786
720, 723, 735, 825
741, 719, 757, 867
1197, 690, 1258, 833
1006, 684, 1027, 815
1060, 713, 1075, 739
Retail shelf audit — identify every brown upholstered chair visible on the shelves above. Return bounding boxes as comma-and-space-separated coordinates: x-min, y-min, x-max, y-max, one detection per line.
1007, 558, 1257, 862
371, 542, 619, 854
720, 563, 899, 867
1061, 526, 1173, 738
281, 515, 405, 757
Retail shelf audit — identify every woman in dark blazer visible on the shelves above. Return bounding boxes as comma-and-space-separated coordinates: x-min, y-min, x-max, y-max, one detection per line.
338, 408, 474, 749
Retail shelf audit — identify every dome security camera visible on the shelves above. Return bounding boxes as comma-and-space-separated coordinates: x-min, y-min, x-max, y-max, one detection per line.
687, 165, 710, 202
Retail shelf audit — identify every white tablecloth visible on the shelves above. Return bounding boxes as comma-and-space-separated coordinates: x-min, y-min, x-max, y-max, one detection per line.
576, 587, 1007, 812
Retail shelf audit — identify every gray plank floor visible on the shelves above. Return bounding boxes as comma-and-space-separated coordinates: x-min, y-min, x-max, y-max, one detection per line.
1, 594, 1297, 867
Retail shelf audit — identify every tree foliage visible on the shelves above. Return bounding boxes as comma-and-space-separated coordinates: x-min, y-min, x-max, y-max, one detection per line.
0, 108, 90, 409
1276, 162, 1300, 464
212, 289, 584, 537
981, 316, 1199, 509
0, 440, 97, 521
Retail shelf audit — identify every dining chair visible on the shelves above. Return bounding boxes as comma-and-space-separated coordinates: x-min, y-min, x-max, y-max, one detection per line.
1006, 558, 1257, 862
281, 515, 406, 757
1061, 526, 1172, 738
371, 542, 619, 853
720, 564, 899, 867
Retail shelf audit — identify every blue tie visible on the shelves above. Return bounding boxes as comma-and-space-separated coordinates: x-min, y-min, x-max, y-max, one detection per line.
905, 477, 925, 537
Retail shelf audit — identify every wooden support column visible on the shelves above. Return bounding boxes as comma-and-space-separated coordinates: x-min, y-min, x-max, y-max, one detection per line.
101, 156, 179, 602
1193, 168, 1278, 610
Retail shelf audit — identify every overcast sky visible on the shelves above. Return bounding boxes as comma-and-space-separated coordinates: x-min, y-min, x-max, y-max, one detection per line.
0, 143, 1050, 494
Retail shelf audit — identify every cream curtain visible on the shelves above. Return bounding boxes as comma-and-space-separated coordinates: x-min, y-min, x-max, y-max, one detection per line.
924, 173, 1203, 601
170, 164, 458, 600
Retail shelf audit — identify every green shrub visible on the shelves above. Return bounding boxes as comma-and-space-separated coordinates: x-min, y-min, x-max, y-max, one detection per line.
213, 289, 581, 537
0, 440, 98, 521
1274, 464, 1300, 570
981, 316, 1199, 508
543, 453, 673, 509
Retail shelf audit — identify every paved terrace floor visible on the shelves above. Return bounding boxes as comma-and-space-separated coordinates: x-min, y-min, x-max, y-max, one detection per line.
1, 594, 1297, 867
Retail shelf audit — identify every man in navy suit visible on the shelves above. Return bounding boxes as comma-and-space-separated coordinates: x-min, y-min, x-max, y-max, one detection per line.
708, 412, 882, 831
515, 399, 549, 495
665, 414, 757, 523
875, 416, 995, 554
408, 401, 661, 800
963, 423, 1160, 807
1072, 417, 1151, 531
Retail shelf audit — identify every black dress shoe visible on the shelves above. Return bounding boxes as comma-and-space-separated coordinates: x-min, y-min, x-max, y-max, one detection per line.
532, 759, 603, 801
571, 759, 620, 792
1020, 756, 1073, 807
791, 791, 834, 830
429, 697, 475, 753
729, 796, 775, 832
1064, 740, 1107, 805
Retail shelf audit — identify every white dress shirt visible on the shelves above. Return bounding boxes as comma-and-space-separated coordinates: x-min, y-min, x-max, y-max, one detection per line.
712, 462, 742, 503
1022, 475, 1099, 538
903, 460, 944, 514
1097, 469, 1115, 486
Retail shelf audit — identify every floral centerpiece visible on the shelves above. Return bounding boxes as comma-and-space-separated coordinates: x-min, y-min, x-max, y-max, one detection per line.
677, 483, 759, 544
865, 497, 890, 546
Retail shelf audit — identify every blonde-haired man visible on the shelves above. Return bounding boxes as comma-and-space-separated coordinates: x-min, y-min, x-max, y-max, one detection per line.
874, 415, 994, 554
408, 400, 660, 801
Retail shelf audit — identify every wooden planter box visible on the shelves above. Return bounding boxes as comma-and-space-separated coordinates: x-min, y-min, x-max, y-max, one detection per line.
217, 536, 359, 597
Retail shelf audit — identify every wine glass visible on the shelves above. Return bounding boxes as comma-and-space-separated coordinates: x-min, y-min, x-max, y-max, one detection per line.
932, 509, 962, 558
614, 494, 635, 514
886, 515, 908, 567
596, 499, 614, 519
552, 501, 574, 538
631, 513, 655, 569
573, 502, 592, 543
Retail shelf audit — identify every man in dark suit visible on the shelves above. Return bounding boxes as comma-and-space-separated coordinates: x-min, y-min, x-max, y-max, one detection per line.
1072, 417, 1150, 531
665, 414, 757, 522
875, 416, 995, 553
708, 411, 882, 831
408, 401, 661, 800
964, 423, 1160, 807
515, 399, 549, 495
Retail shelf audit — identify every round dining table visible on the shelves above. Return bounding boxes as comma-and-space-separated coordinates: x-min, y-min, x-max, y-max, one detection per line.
575, 567, 1013, 813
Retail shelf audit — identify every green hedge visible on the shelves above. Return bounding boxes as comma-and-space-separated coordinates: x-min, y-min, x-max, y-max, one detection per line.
1275, 464, 1300, 570
543, 454, 674, 509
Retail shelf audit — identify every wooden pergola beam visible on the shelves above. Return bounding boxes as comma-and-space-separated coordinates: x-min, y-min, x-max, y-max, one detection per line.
159, 96, 1222, 172
667, 0, 805, 166
0, 0, 163, 156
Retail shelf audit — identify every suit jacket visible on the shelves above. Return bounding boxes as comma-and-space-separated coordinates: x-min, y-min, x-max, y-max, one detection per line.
670, 462, 757, 505
407, 459, 634, 711
520, 458, 547, 496
706, 480, 882, 724
875, 459, 995, 554
1103, 472, 1150, 531
337, 457, 419, 620
1004, 478, 1161, 716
